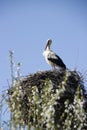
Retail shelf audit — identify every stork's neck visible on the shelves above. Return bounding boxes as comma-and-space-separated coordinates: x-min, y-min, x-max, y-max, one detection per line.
46, 45, 50, 51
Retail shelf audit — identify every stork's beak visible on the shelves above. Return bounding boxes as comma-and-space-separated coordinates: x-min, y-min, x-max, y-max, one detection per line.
45, 39, 52, 50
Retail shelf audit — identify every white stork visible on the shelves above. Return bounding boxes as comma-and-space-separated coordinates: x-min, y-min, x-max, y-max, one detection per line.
43, 39, 66, 70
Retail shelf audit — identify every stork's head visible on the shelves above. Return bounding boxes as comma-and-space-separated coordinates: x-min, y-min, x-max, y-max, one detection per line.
45, 39, 52, 50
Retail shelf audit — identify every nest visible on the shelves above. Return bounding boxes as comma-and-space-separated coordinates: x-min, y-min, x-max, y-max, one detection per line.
7, 69, 87, 129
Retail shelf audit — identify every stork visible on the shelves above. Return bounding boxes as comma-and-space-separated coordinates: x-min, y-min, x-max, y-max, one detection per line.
43, 39, 66, 70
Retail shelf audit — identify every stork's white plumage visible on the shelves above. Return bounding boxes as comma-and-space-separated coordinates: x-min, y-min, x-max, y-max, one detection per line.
43, 39, 66, 70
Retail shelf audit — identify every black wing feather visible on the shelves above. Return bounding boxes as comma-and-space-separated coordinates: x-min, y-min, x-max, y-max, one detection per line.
48, 54, 66, 69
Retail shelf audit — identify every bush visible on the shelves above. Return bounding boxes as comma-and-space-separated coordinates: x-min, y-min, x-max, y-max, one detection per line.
7, 70, 87, 130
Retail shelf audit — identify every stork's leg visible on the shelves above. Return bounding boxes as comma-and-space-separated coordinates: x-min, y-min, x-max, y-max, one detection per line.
52, 66, 56, 70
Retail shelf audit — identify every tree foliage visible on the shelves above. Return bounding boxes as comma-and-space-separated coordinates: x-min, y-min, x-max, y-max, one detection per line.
7, 70, 87, 130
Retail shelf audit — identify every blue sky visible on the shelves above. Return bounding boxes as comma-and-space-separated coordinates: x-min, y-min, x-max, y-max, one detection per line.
0, 0, 87, 91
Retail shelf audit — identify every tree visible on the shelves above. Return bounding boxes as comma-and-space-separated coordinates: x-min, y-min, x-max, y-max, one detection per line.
7, 69, 87, 130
